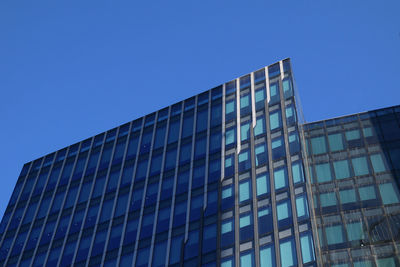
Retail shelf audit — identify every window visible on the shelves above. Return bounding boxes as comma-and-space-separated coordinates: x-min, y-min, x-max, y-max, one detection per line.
311, 136, 326, 155
315, 163, 332, 183
300, 232, 315, 264
279, 239, 297, 267
285, 105, 296, 125
370, 153, 386, 173
194, 137, 207, 158
339, 189, 357, 204
221, 219, 234, 248
346, 221, 364, 241
202, 224, 217, 254
211, 103, 222, 127
379, 183, 400, 205
358, 185, 376, 201
221, 258, 234, 267
154, 126, 166, 149
225, 154, 234, 177
239, 180, 251, 203
328, 133, 344, 152
254, 117, 266, 136
352, 157, 369, 176
167, 120, 180, 144
226, 128, 236, 146
277, 200, 292, 228
333, 160, 350, 179
288, 132, 300, 154
258, 206, 273, 235
255, 143, 267, 166
238, 150, 251, 172
320, 192, 337, 207
346, 129, 360, 140
196, 109, 208, 133
296, 195, 309, 219
169, 236, 183, 264
240, 94, 251, 115
226, 100, 236, 121
260, 244, 275, 267
325, 225, 345, 245
269, 111, 282, 131
239, 213, 253, 241
164, 149, 177, 170
209, 131, 221, 153
240, 250, 255, 267
256, 173, 269, 196
241, 122, 251, 141
255, 88, 266, 110
269, 83, 280, 104
292, 162, 304, 184
274, 168, 288, 190
271, 137, 285, 160
283, 79, 293, 98
179, 142, 192, 164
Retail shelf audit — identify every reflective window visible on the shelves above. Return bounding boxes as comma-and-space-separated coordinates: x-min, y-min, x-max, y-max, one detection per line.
277, 200, 292, 228
168, 120, 180, 144
221, 219, 234, 248
333, 160, 351, 179
320, 192, 337, 207
241, 122, 251, 141
226, 128, 236, 146
256, 173, 269, 197
288, 132, 300, 154
182, 115, 194, 138
279, 238, 297, 267
269, 83, 280, 105
274, 168, 288, 190
291, 161, 304, 184
271, 137, 285, 160
152, 241, 167, 267
239, 180, 251, 203
260, 244, 275, 267
285, 105, 296, 126
255, 88, 266, 110
379, 183, 400, 205
352, 157, 369, 176
154, 126, 166, 149
300, 232, 315, 264
226, 100, 236, 121
238, 150, 251, 172
339, 189, 357, 204
359, 186, 376, 201
258, 206, 273, 235
240, 250, 254, 267
328, 133, 344, 152
283, 78, 293, 99
225, 154, 234, 177
255, 143, 267, 166
315, 163, 332, 183
296, 194, 309, 219
269, 111, 282, 131
346, 221, 364, 241
311, 136, 327, 155
254, 117, 266, 136
370, 153, 386, 173
196, 109, 208, 133
240, 94, 251, 115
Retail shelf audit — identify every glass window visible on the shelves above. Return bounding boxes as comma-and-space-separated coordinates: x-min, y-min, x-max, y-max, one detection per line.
255, 143, 267, 166
269, 83, 280, 104
370, 154, 386, 173
164, 149, 177, 170
196, 109, 208, 133
169, 236, 183, 264
283, 79, 293, 98
154, 126, 166, 149
221, 220, 233, 234
260, 244, 275, 267
311, 136, 326, 155
255, 88, 266, 110
269, 111, 282, 131
211, 103, 222, 127
358, 185, 376, 201
271, 137, 285, 160
221, 258, 234, 267
222, 186, 232, 199
240, 251, 254, 267
379, 183, 400, 205
238, 150, 251, 172
240, 214, 251, 228
352, 157, 369, 176
256, 173, 269, 196
209, 132, 222, 152
363, 127, 373, 137
315, 163, 332, 183
333, 160, 350, 179
288, 133, 300, 154
274, 168, 288, 190
239, 180, 251, 203
221, 219, 234, 248
296, 195, 309, 219
225, 154, 234, 177
354, 260, 373, 267
152, 241, 167, 267
279, 239, 297, 267
254, 117, 266, 136
136, 247, 150, 267
277, 200, 292, 228
300, 233, 315, 264
194, 137, 207, 158
328, 133, 344, 152
168, 120, 180, 144
285, 105, 296, 126
258, 206, 273, 235
179, 142, 192, 164
226, 128, 236, 146
320, 192, 337, 207
339, 189, 357, 204
376, 257, 396, 267
325, 225, 345, 245
346, 130, 360, 140
292, 162, 304, 184
346, 222, 364, 241
241, 122, 251, 141
226, 100, 235, 114
240, 94, 250, 114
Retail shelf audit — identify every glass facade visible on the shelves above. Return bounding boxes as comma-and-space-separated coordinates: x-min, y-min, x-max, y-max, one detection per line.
0, 58, 398, 266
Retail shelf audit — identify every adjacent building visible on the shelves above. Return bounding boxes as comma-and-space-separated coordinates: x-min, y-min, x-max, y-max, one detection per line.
0, 58, 398, 266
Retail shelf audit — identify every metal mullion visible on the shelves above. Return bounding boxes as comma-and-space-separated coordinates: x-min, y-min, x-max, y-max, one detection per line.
46, 142, 83, 266
278, 60, 303, 266
4, 159, 40, 264
184, 96, 198, 245
264, 66, 282, 267
68, 135, 101, 264
83, 130, 126, 266
202, 91, 212, 211
249, 71, 261, 267
216, 83, 226, 266
234, 79, 241, 267
29, 147, 71, 267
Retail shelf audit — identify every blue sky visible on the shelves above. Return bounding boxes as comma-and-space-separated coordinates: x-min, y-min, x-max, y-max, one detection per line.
0, 1, 399, 217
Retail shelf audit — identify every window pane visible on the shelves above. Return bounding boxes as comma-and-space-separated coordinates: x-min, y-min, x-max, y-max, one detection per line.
239, 214, 251, 228
311, 136, 326, 155
346, 130, 360, 140
256, 173, 269, 196
300, 233, 315, 264
269, 111, 282, 130
315, 163, 332, 183
346, 222, 364, 241
279, 239, 297, 267
333, 160, 350, 179
358, 187, 375, 203
241, 122, 250, 141
292, 162, 304, 184
274, 168, 287, 190
260, 245, 275, 267
328, 133, 344, 152
296, 195, 309, 219
320, 192, 337, 207
254, 117, 266, 136
226, 128, 236, 146
325, 225, 345, 245
370, 154, 386, 173
240, 251, 254, 267
352, 157, 369, 176
339, 189, 356, 204
255, 143, 267, 166
379, 183, 400, 205
239, 180, 251, 202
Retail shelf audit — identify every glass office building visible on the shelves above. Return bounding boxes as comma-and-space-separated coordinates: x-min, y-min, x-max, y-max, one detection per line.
0, 58, 398, 266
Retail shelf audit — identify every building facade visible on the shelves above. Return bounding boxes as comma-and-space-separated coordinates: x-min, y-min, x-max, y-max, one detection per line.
0, 59, 398, 267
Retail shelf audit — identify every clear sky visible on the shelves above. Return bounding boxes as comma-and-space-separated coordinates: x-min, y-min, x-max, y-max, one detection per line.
0, 1, 399, 217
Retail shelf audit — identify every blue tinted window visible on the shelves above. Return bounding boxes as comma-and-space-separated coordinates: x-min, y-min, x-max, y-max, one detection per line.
311, 136, 327, 155
333, 160, 350, 179
241, 122, 251, 141
300, 232, 315, 264
209, 131, 222, 152
152, 241, 167, 267
180, 142, 192, 164
352, 157, 369, 176
280, 238, 297, 267
150, 154, 163, 175
291, 161, 304, 184
135, 159, 149, 180
315, 163, 332, 183
225, 128, 236, 146
254, 117, 266, 136
269, 111, 282, 130
238, 150, 251, 172
240, 250, 255, 267
211, 104, 222, 127
182, 115, 194, 138
256, 173, 269, 196
274, 168, 288, 190
296, 194, 309, 219
164, 148, 177, 170
196, 109, 208, 132
277, 199, 292, 228
271, 137, 285, 160
169, 236, 183, 264
269, 83, 280, 105
92, 175, 105, 198
195, 137, 207, 158
168, 120, 180, 144
255, 143, 267, 166
283, 78, 293, 98
239, 180, 251, 203
260, 244, 275, 267
255, 88, 266, 110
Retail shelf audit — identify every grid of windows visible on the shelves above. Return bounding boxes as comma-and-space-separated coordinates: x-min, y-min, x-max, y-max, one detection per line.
0, 58, 315, 267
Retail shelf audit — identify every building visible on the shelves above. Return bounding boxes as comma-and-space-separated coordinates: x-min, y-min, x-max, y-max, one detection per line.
0, 58, 398, 267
